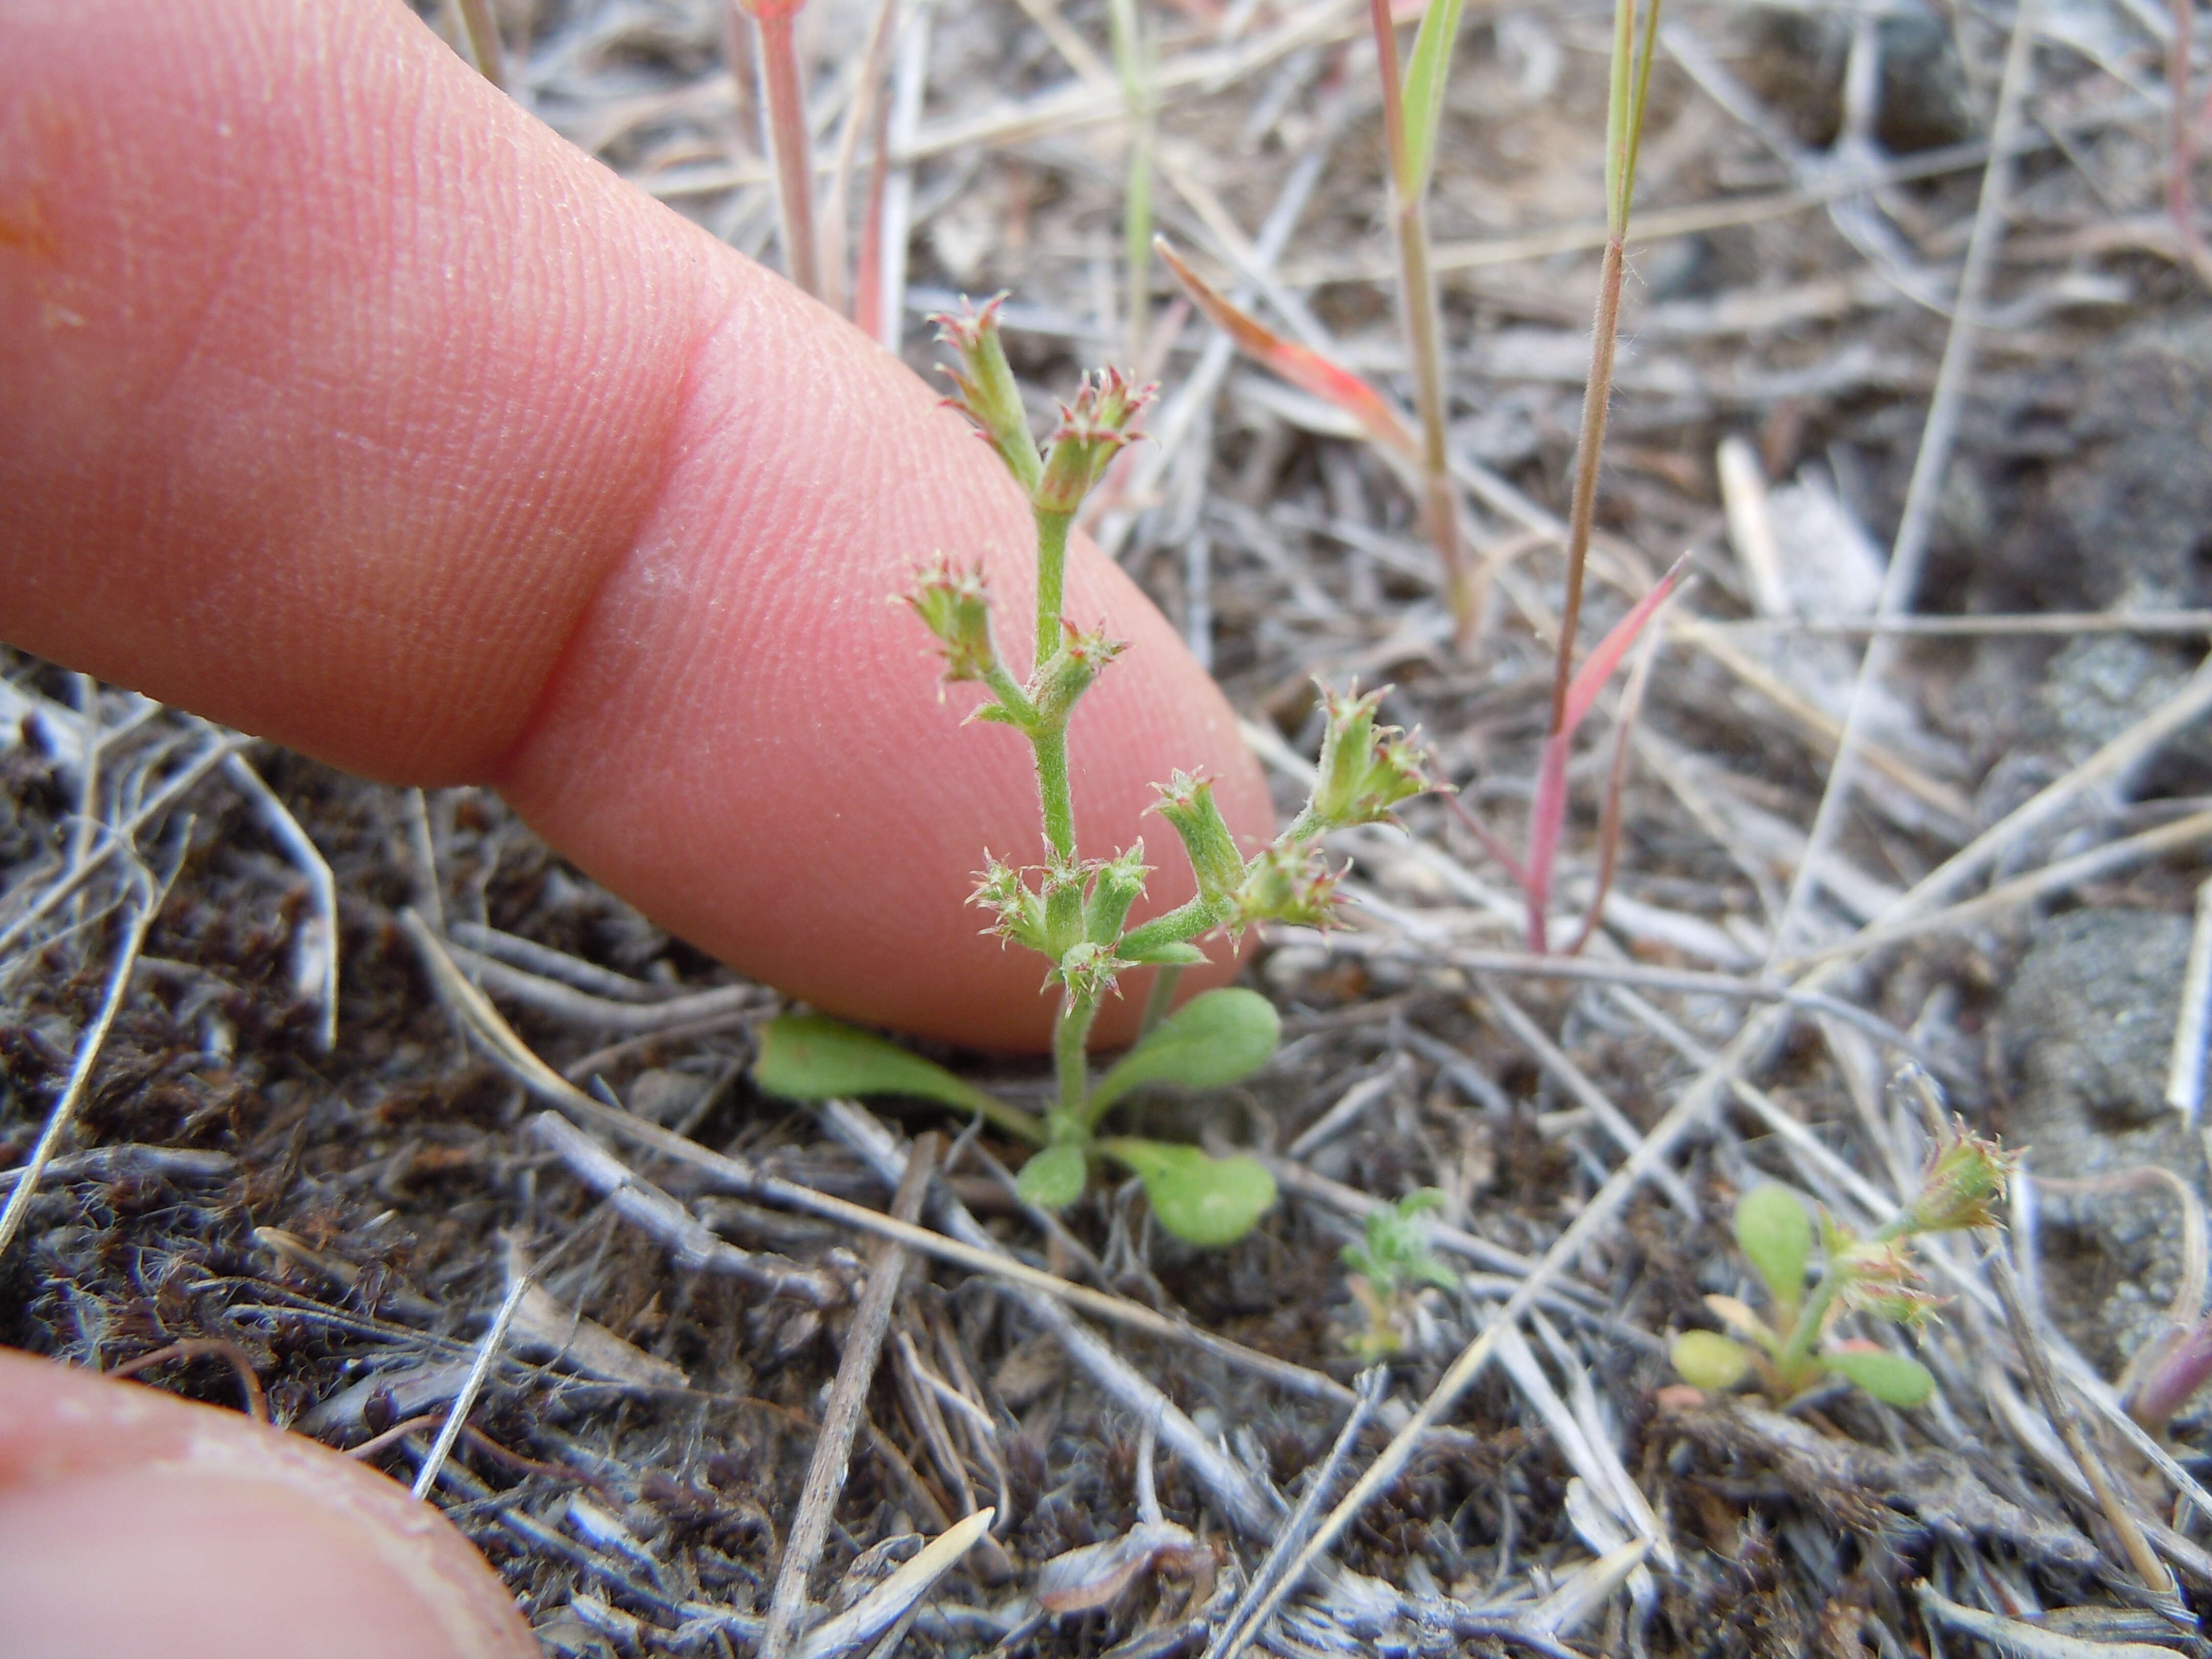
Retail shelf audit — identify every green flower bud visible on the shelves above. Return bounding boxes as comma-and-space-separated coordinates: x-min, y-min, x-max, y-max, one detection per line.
1235, 843, 1342, 930
1083, 842, 1150, 946
971, 856, 1052, 958
1904, 1126, 2016, 1235
902, 556, 998, 685
1054, 938, 1133, 1002
1030, 620, 1125, 730
1033, 368, 1155, 515
931, 295, 1041, 494
1150, 772, 1244, 902
1306, 680, 1436, 832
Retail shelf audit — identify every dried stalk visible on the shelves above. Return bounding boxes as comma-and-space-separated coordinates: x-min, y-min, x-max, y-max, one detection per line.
760, 1135, 938, 1659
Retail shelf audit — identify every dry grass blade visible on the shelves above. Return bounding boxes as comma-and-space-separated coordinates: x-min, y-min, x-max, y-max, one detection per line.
1770, 0, 2044, 957
530, 1112, 847, 1303
818, 1100, 1282, 1537
1782, 808, 2212, 972
1915, 1582, 2181, 1659
794, 1507, 995, 1659
412, 1239, 535, 1502
1986, 1250, 2182, 1609
0, 865, 164, 1264
761, 1135, 938, 1659
2167, 875, 2212, 1124
220, 752, 337, 1051
1200, 1365, 1385, 1659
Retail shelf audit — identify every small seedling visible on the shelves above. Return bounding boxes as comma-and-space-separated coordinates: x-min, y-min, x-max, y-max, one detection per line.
1343, 1189, 1457, 1359
1672, 1128, 2015, 1408
754, 299, 1438, 1244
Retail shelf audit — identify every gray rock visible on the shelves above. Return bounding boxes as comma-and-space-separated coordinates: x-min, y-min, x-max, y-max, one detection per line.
2000, 909, 2199, 1373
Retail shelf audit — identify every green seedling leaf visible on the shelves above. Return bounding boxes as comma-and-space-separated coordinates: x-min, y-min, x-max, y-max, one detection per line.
1098, 1138, 1276, 1245
754, 1014, 1044, 1143
1155, 238, 1418, 464
1089, 988, 1281, 1116
1821, 1344, 1935, 1408
1733, 1182, 1812, 1317
1397, 0, 1470, 200
1017, 1142, 1089, 1209
1671, 1331, 1751, 1392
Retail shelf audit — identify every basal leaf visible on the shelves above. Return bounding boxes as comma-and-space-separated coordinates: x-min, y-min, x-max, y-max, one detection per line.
1733, 1182, 1812, 1316
1089, 988, 1280, 1116
1098, 1138, 1276, 1246
1398, 0, 1470, 200
1016, 1143, 1089, 1209
1671, 1330, 1750, 1392
754, 1014, 1043, 1143
1820, 1343, 1934, 1408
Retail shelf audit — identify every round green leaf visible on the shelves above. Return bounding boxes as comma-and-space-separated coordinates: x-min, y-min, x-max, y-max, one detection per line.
1098, 1138, 1275, 1246
1671, 1331, 1751, 1392
1734, 1183, 1812, 1311
753, 1014, 1041, 1142
1089, 989, 1280, 1116
1016, 1143, 1089, 1210
1821, 1345, 1934, 1408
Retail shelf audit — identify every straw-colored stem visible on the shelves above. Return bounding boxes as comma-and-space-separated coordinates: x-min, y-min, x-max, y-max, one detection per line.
453, 0, 506, 90
754, 9, 822, 299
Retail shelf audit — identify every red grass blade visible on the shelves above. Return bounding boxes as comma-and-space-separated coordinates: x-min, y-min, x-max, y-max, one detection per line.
1560, 552, 1690, 740
1522, 735, 1570, 954
1155, 237, 1418, 464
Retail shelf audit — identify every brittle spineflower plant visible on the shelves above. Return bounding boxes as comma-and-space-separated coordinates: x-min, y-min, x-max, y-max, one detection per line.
1672, 1125, 2016, 1408
755, 297, 1439, 1244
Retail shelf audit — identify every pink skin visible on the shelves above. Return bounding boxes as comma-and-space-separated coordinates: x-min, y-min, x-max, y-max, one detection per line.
1, 1, 1272, 1648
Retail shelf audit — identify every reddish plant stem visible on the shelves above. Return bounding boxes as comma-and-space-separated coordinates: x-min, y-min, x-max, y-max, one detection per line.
753, 7, 823, 300
1564, 605, 1667, 956
1549, 233, 1626, 738
822, 0, 901, 320
1518, 232, 1628, 951
2171, 0, 2212, 287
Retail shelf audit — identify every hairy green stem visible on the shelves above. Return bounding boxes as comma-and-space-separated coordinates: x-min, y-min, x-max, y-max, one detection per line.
1052, 987, 1102, 1131
1034, 511, 1073, 663
1034, 727, 1076, 861
1120, 894, 1232, 961
1772, 1213, 1910, 1386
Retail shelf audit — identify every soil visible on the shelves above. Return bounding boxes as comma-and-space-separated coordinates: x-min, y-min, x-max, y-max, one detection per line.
8, 0, 2212, 1654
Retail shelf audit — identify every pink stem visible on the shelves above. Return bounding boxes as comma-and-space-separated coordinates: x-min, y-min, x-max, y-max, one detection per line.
754, 8, 822, 299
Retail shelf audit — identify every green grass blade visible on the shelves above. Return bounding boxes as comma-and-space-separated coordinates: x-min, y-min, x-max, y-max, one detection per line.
1398, 0, 1470, 200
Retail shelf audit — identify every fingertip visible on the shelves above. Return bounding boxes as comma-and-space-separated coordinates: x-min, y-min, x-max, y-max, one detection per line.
0, 1352, 536, 1659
